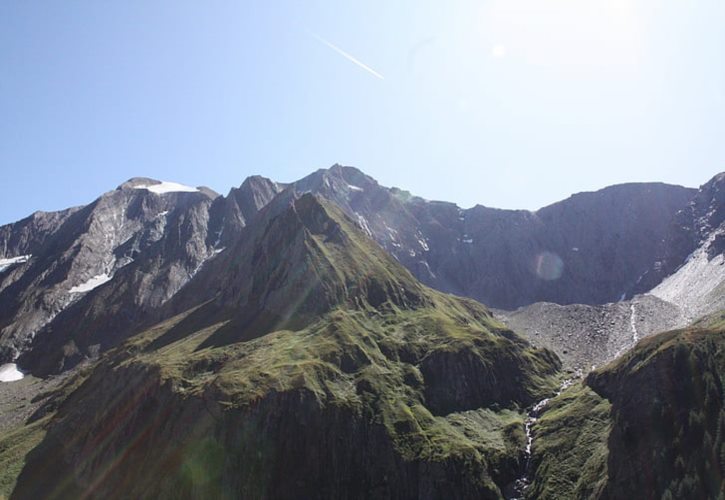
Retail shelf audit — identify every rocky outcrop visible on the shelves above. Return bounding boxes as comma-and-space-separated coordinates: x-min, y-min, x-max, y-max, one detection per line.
0, 184, 214, 361
0, 208, 80, 260
421, 340, 560, 415
635, 172, 725, 294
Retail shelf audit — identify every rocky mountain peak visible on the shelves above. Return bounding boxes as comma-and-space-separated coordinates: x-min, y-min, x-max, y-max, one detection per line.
116, 177, 218, 199
181, 193, 429, 347
293, 164, 377, 199
233, 175, 284, 217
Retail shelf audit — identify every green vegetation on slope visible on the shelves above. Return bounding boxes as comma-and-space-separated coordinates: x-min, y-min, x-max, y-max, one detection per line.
694, 309, 725, 330
0, 365, 92, 499
0, 418, 48, 499
11, 195, 562, 499
527, 383, 611, 499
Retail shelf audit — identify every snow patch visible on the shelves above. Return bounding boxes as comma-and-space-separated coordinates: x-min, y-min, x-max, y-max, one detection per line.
463, 238, 473, 244
383, 222, 398, 241
69, 273, 113, 294
134, 181, 199, 194
0, 363, 24, 382
212, 225, 225, 250
420, 260, 437, 279
347, 184, 363, 192
354, 213, 373, 237
418, 238, 429, 252
0, 254, 31, 272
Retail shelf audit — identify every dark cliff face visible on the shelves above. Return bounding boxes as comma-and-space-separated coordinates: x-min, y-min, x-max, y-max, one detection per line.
635, 172, 725, 294
11, 194, 561, 500
407, 183, 695, 308
586, 327, 725, 500
285, 166, 696, 309
528, 325, 725, 500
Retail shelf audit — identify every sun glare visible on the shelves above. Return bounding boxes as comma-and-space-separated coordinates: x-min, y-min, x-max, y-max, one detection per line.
492, 44, 507, 58
480, 0, 643, 72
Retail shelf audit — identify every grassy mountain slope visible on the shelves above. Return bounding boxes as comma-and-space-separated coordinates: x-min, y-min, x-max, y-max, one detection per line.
526, 384, 611, 499
10, 195, 561, 499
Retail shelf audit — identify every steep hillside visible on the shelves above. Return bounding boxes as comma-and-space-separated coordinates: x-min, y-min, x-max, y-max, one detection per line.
527, 323, 724, 499
645, 172, 725, 321
636, 172, 725, 294
10, 195, 562, 499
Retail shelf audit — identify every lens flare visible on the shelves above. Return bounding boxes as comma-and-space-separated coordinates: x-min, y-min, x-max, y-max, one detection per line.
535, 251, 564, 280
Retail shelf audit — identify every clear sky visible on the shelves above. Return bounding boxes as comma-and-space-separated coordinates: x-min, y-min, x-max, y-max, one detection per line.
1, 1, 724, 225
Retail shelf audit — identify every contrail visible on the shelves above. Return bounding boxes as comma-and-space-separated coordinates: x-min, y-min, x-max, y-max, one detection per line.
308, 30, 385, 80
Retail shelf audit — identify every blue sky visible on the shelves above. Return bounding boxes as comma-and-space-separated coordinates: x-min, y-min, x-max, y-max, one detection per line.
1, 1, 724, 224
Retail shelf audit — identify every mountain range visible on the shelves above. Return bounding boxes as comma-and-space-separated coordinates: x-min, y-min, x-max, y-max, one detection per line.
0, 166, 723, 499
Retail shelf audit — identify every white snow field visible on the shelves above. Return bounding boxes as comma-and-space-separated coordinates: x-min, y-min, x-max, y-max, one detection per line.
133, 181, 199, 194
0, 363, 24, 382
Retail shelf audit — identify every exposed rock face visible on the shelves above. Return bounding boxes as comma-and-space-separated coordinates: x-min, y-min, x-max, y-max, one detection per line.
11, 194, 561, 500
496, 172, 725, 372
0, 208, 80, 260
420, 340, 560, 416
1, 184, 216, 361
287, 167, 696, 309
408, 183, 694, 309
0, 166, 718, 376
646, 175, 725, 321
636, 172, 725, 293
14, 178, 286, 376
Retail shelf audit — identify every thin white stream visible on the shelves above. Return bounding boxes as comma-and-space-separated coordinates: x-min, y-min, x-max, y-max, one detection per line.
508, 371, 581, 499
629, 303, 639, 343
